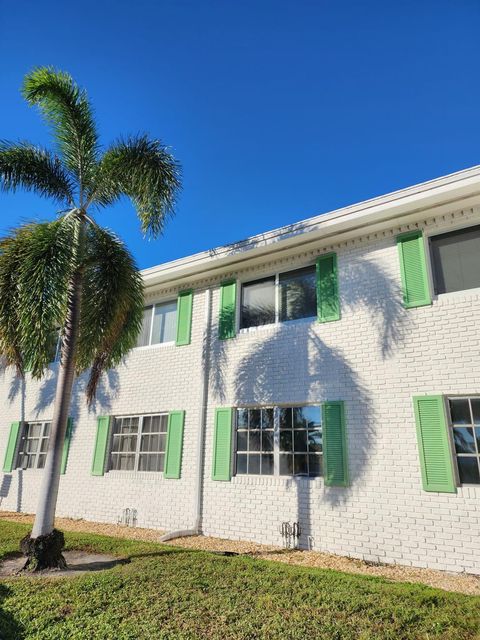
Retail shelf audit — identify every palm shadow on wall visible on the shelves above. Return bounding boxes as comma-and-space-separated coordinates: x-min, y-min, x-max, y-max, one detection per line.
209, 254, 411, 544
5, 366, 120, 509
7, 366, 120, 419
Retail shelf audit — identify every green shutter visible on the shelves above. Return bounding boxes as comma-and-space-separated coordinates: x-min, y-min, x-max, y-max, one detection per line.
164, 411, 185, 479
218, 281, 236, 340
2, 422, 21, 472
91, 416, 111, 476
212, 408, 233, 481
316, 253, 340, 322
176, 291, 193, 346
60, 417, 73, 475
323, 401, 348, 486
413, 396, 456, 492
397, 231, 432, 308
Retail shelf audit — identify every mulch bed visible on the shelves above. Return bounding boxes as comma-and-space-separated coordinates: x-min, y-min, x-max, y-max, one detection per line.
1, 511, 479, 595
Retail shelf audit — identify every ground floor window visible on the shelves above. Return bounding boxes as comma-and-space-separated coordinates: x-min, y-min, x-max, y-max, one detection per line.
16, 421, 51, 469
448, 397, 480, 484
110, 414, 168, 472
235, 406, 322, 477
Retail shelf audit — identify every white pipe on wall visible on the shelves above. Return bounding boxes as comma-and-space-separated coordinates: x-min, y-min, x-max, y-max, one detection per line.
160, 286, 213, 543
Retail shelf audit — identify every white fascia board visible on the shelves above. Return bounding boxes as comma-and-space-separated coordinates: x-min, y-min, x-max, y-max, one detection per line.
142, 164, 480, 288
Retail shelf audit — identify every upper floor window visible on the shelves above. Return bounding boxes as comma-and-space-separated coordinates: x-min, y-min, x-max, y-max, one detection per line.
430, 224, 480, 295
240, 265, 316, 329
136, 300, 177, 347
448, 397, 480, 485
279, 266, 317, 322
16, 421, 51, 469
235, 405, 322, 477
110, 414, 168, 472
240, 278, 275, 329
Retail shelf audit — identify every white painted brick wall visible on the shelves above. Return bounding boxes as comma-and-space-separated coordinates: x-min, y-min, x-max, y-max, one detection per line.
1, 206, 479, 574
0, 289, 207, 532
201, 208, 480, 575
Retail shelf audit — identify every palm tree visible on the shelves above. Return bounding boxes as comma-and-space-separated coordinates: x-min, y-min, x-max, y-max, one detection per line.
0, 67, 180, 570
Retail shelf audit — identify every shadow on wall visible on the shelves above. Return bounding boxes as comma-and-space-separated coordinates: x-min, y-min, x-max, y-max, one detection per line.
6, 365, 120, 419
4, 366, 121, 499
3, 375, 27, 510
209, 254, 411, 530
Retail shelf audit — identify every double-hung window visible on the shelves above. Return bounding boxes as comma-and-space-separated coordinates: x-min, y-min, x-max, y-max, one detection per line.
279, 266, 317, 322
16, 421, 51, 469
236, 408, 274, 475
240, 278, 276, 329
240, 265, 317, 329
110, 414, 168, 472
279, 406, 322, 476
235, 405, 322, 477
429, 224, 480, 295
136, 301, 177, 347
448, 397, 480, 485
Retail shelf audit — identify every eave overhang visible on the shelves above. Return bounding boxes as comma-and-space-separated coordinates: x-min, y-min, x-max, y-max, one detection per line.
142, 164, 480, 289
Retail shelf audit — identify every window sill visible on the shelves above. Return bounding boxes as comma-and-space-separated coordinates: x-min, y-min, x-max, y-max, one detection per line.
132, 341, 176, 352
238, 316, 317, 335
232, 474, 323, 488
105, 470, 168, 479
433, 286, 480, 304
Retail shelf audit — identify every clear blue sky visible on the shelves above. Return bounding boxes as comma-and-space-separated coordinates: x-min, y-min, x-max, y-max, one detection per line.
1, 1, 479, 269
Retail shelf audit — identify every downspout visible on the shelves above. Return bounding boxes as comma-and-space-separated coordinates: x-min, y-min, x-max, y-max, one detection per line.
160, 287, 212, 542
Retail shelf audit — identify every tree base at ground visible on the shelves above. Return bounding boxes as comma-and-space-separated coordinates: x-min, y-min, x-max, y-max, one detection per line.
19, 529, 67, 572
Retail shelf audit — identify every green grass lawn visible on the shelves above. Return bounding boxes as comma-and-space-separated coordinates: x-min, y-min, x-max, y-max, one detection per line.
0, 520, 479, 639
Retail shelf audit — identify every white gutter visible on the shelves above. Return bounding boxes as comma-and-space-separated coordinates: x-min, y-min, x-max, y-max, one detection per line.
144, 164, 480, 288
160, 287, 212, 543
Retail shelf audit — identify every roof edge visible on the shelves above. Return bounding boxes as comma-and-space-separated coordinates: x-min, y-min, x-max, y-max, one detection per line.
142, 164, 480, 287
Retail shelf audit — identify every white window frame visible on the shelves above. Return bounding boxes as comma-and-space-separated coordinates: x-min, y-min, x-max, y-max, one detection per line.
109, 413, 169, 473
234, 406, 276, 476
135, 299, 177, 349
234, 404, 323, 478
238, 262, 317, 333
16, 421, 51, 470
446, 395, 480, 487
424, 222, 480, 301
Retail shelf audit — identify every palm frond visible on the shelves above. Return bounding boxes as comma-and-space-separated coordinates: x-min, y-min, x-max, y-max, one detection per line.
22, 67, 98, 194
92, 135, 181, 237
0, 220, 74, 377
76, 224, 144, 402
0, 141, 74, 204
0, 235, 26, 373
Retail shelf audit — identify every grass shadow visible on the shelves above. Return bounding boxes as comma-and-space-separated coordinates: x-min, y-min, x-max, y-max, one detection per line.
0, 583, 25, 639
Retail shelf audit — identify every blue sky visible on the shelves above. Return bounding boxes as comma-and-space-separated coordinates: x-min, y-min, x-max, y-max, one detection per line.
1, 1, 479, 269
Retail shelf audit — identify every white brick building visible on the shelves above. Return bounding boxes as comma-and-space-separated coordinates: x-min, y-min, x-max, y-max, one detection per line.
2, 166, 480, 574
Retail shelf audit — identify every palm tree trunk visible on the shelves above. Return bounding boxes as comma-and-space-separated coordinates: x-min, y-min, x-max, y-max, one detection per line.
22, 213, 85, 570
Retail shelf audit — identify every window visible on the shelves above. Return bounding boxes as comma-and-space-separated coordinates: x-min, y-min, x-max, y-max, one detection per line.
240, 277, 275, 329
16, 421, 51, 469
235, 406, 322, 477
236, 408, 274, 475
279, 266, 317, 322
136, 301, 177, 347
430, 225, 480, 294
49, 328, 61, 363
110, 414, 168, 472
448, 397, 480, 485
240, 265, 317, 329
279, 406, 322, 476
